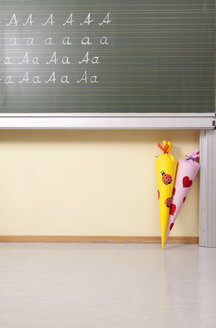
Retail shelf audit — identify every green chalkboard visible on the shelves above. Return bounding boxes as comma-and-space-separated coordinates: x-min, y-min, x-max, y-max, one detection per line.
0, 0, 215, 113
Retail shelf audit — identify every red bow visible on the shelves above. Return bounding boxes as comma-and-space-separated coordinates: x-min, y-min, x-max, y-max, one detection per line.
158, 142, 169, 154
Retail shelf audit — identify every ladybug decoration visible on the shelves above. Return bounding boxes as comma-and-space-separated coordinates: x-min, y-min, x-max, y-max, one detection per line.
161, 171, 172, 185
164, 197, 173, 208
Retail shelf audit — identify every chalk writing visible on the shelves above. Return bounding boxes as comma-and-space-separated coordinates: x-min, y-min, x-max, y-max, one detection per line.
42, 13, 55, 26
0, 12, 111, 85
23, 14, 34, 26
6, 14, 18, 26
80, 13, 94, 26
4, 13, 111, 27
63, 13, 75, 26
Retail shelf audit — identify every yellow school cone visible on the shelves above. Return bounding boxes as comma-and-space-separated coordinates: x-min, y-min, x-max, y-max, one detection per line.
156, 141, 177, 249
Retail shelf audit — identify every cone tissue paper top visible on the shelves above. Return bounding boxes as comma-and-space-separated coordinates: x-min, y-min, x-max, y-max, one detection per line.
156, 141, 177, 249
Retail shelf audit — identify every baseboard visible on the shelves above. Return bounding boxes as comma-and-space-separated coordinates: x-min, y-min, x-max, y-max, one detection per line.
0, 235, 199, 244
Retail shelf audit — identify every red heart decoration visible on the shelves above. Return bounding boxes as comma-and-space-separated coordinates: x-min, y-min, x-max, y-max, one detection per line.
172, 187, 176, 196
169, 203, 176, 216
183, 176, 192, 188
170, 223, 174, 231
183, 197, 186, 203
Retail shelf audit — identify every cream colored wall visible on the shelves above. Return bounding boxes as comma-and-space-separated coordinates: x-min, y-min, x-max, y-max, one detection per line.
0, 130, 199, 236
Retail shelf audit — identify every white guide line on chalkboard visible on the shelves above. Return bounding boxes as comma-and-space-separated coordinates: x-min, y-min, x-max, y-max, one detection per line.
4, 13, 111, 26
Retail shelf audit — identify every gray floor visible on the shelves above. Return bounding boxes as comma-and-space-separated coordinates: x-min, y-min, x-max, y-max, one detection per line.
0, 243, 215, 328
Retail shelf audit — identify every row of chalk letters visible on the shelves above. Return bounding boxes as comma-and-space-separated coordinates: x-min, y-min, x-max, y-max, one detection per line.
6, 36, 109, 46
4, 13, 111, 27
2, 51, 101, 65
1, 71, 98, 84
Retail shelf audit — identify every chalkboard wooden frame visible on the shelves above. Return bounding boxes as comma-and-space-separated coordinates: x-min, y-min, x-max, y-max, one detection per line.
0, 113, 215, 129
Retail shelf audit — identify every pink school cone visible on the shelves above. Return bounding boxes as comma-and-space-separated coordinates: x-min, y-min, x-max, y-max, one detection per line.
165, 150, 200, 243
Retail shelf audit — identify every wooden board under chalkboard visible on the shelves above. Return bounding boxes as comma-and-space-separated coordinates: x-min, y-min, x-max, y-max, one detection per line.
0, 0, 215, 113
